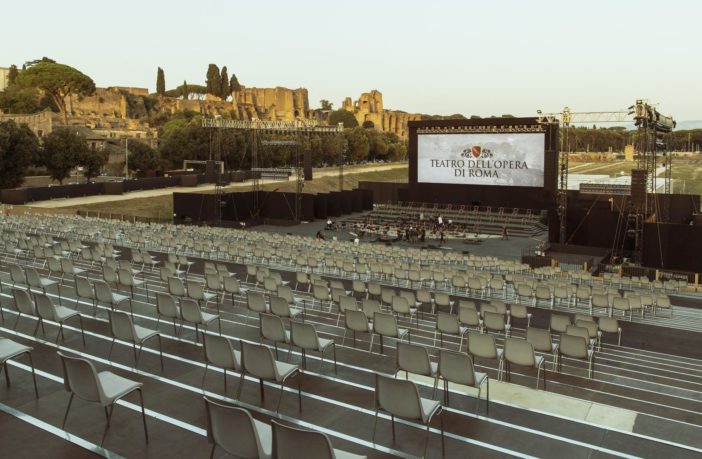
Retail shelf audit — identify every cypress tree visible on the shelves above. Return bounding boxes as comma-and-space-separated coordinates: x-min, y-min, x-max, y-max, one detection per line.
220, 66, 230, 100
156, 67, 165, 95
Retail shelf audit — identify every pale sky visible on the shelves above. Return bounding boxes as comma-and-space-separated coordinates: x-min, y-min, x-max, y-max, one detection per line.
3, 0, 700, 120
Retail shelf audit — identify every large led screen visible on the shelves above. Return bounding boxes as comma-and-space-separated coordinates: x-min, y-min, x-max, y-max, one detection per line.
417, 132, 545, 187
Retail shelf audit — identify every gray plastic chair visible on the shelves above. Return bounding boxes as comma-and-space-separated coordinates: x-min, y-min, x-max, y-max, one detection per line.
503, 338, 545, 389
204, 397, 272, 459
35, 293, 85, 346
271, 295, 304, 323
372, 374, 444, 458
526, 327, 558, 371
391, 295, 418, 326
188, 279, 216, 309
291, 321, 337, 375
94, 280, 131, 314
119, 268, 149, 302
549, 313, 571, 334
224, 276, 247, 306
559, 333, 595, 378
202, 334, 241, 394
467, 333, 504, 378
247, 291, 270, 316
483, 311, 511, 338
598, 316, 621, 348
434, 312, 468, 350
433, 349, 488, 414
271, 419, 366, 459
181, 298, 221, 343
108, 310, 163, 369
0, 338, 38, 397
75, 277, 97, 315
58, 351, 148, 446
26, 266, 60, 301
396, 342, 437, 380
343, 309, 373, 349
260, 312, 292, 359
12, 288, 37, 332
155, 292, 181, 336
372, 312, 409, 355
237, 341, 301, 413
336, 295, 358, 327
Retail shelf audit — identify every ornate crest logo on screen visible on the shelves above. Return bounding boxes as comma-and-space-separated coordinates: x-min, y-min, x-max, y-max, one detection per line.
461, 145, 493, 159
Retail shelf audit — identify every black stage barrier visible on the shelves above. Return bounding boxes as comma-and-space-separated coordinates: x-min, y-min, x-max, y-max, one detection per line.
313, 193, 329, 219
643, 223, 702, 272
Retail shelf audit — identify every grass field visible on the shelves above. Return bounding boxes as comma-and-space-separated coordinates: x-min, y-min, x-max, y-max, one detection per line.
65, 166, 408, 220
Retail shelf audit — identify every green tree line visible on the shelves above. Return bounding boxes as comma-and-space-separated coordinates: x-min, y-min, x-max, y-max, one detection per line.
0, 121, 107, 188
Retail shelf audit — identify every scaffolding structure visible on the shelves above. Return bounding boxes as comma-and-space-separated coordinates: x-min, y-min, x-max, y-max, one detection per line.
201, 117, 344, 222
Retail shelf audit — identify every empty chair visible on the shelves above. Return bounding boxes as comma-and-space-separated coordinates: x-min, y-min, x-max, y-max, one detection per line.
12, 288, 38, 332
434, 292, 454, 314
291, 321, 337, 374
224, 277, 246, 306
483, 311, 510, 338
343, 309, 373, 349
9, 264, 28, 290
237, 341, 301, 413
155, 292, 181, 335
271, 295, 304, 322
203, 397, 271, 459
467, 333, 503, 377
434, 312, 468, 350
312, 284, 332, 312
598, 316, 622, 348
535, 285, 553, 308
362, 299, 381, 322
396, 342, 437, 381
295, 271, 310, 292
509, 303, 532, 328
26, 266, 60, 300
612, 297, 631, 320
260, 313, 292, 359
108, 310, 163, 369
503, 338, 546, 389
574, 320, 599, 348
458, 306, 483, 335
201, 334, 241, 394
336, 295, 358, 327
58, 351, 148, 446
559, 334, 595, 378
168, 276, 187, 303
516, 283, 534, 306
271, 419, 366, 459
61, 258, 86, 278
181, 298, 221, 342
119, 268, 149, 302
391, 295, 418, 326
591, 293, 610, 315
372, 374, 444, 458
94, 280, 131, 315
433, 350, 488, 414
35, 293, 85, 346
187, 279, 216, 309
74, 277, 97, 315
549, 314, 571, 334
526, 327, 558, 371
416, 289, 433, 315
380, 287, 397, 309
654, 295, 672, 317
0, 338, 38, 397
247, 291, 270, 316
367, 282, 382, 300
372, 312, 410, 354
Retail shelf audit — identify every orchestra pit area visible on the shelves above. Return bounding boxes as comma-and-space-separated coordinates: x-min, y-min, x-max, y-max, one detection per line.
2, 214, 702, 458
